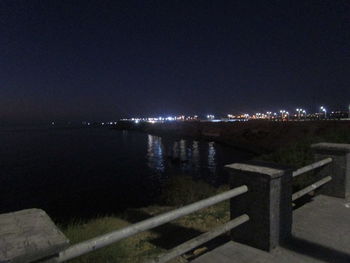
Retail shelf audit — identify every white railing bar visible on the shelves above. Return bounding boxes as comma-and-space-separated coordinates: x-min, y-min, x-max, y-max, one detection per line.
292, 158, 332, 178
58, 185, 248, 262
292, 176, 332, 201
147, 214, 249, 263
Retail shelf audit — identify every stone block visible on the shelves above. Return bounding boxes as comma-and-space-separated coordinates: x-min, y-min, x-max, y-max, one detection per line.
0, 209, 69, 263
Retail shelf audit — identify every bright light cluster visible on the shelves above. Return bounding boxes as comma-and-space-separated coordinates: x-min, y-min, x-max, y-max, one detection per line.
116, 104, 349, 124
122, 115, 199, 124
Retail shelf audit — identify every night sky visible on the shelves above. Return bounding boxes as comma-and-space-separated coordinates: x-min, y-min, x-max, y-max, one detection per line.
1, 0, 349, 123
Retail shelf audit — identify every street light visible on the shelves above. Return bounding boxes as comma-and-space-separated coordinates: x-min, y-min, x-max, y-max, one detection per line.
296, 108, 306, 120
280, 110, 287, 120
320, 106, 327, 119
266, 111, 272, 120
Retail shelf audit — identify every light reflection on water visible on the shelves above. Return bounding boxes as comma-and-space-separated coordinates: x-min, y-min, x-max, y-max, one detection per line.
208, 141, 216, 174
147, 135, 165, 172
192, 141, 200, 172
180, 139, 187, 162
146, 134, 222, 183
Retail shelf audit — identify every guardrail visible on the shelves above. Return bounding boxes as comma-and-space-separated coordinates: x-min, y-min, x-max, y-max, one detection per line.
147, 214, 249, 263
292, 157, 333, 201
58, 185, 249, 262
55, 156, 337, 261
292, 157, 332, 178
292, 176, 332, 201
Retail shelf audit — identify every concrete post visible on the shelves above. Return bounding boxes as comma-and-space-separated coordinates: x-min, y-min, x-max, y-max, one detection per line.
225, 161, 293, 251
312, 143, 350, 201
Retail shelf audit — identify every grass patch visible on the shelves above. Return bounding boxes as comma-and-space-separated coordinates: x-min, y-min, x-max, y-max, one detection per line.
160, 175, 219, 206
62, 217, 162, 263
60, 179, 230, 263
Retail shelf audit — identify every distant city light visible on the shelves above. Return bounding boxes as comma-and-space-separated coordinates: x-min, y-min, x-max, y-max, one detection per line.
118, 104, 349, 123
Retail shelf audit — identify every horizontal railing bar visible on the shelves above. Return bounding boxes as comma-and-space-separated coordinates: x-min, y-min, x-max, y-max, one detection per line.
292, 176, 332, 201
147, 214, 249, 263
292, 158, 332, 178
58, 185, 248, 262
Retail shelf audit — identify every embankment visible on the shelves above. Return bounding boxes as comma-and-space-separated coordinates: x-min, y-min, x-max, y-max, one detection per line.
115, 120, 350, 154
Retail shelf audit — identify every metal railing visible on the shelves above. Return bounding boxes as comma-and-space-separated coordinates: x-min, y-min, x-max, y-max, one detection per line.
292, 176, 332, 201
292, 157, 332, 178
57, 157, 333, 262
58, 185, 249, 262
148, 214, 249, 263
292, 157, 333, 201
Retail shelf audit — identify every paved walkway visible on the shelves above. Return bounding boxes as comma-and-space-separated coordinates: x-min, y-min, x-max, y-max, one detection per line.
192, 195, 350, 263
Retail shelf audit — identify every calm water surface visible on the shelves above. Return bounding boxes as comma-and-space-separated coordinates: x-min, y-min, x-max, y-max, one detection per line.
0, 126, 252, 221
